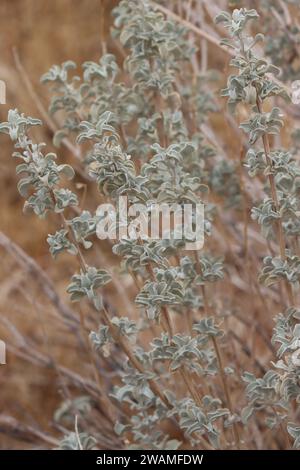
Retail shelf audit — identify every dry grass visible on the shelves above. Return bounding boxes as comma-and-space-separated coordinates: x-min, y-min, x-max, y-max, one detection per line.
0, 0, 299, 450
0, 0, 120, 449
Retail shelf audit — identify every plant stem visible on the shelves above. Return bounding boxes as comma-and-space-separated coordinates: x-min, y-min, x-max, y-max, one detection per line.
211, 336, 241, 449
255, 96, 296, 306
256, 97, 286, 261
193, 251, 241, 448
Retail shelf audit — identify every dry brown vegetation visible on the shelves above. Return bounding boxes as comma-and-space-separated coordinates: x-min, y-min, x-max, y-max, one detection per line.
0, 0, 119, 449
1, 0, 300, 450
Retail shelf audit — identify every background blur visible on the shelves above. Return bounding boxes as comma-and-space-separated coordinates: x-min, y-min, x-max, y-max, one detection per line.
0, 0, 117, 448
1, 0, 295, 450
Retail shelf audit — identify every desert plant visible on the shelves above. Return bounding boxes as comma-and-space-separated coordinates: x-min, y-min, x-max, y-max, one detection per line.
217, 6, 300, 448
1, 0, 300, 451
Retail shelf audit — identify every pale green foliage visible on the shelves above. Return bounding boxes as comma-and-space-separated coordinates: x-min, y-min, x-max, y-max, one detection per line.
2, 0, 300, 451
0, 0, 229, 450
287, 423, 300, 449
219, 6, 300, 449
57, 431, 96, 450
67, 267, 111, 310
172, 396, 229, 448
260, 0, 300, 81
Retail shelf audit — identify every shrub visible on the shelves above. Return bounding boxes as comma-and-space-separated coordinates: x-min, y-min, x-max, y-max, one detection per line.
1, 0, 300, 450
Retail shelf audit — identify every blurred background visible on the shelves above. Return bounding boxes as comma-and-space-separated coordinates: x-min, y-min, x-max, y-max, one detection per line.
1, 0, 298, 450
0, 0, 118, 448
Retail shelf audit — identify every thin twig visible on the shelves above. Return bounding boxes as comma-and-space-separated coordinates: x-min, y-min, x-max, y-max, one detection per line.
149, 1, 234, 56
